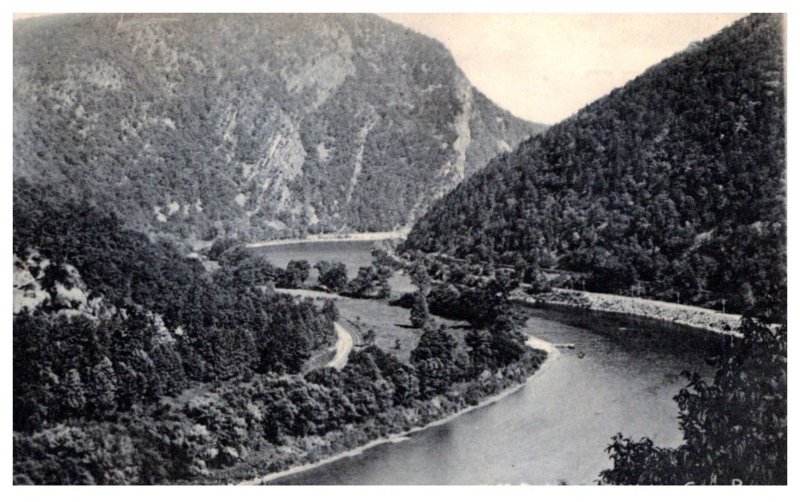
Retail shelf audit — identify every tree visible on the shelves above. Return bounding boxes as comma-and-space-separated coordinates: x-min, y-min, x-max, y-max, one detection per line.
316, 261, 348, 293
410, 260, 431, 293
410, 325, 459, 398
62, 369, 86, 416
600, 318, 786, 485
526, 267, 552, 293
321, 299, 339, 321
215, 245, 250, 268
362, 329, 376, 346
465, 330, 494, 375
487, 324, 526, 366
360, 346, 419, 405
493, 268, 518, 295
371, 248, 401, 271
280, 260, 310, 288
587, 255, 637, 294
447, 263, 468, 284
427, 283, 462, 319
341, 351, 394, 417
207, 238, 238, 261
87, 356, 118, 419
345, 266, 392, 299
409, 292, 429, 328
226, 256, 281, 286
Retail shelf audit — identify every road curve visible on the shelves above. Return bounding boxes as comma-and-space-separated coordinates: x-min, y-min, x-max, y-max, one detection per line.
327, 321, 354, 370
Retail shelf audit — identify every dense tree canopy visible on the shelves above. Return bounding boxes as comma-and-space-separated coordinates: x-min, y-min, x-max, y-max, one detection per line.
405, 14, 785, 320
13, 190, 335, 431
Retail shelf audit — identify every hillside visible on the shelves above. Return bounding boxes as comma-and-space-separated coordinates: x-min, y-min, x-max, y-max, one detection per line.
404, 14, 785, 319
13, 183, 546, 485
13, 14, 543, 243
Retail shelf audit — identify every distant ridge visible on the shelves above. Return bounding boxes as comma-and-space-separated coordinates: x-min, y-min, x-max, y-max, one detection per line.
14, 13, 544, 242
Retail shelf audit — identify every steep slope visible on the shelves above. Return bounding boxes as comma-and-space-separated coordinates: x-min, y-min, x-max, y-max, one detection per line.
13, 13, 543, 242
405, 14, 785, 317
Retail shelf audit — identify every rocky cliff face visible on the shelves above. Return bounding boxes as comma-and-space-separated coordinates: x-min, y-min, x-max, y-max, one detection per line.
14, 14, 544, 242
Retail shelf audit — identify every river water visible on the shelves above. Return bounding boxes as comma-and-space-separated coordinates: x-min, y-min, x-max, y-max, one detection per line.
252, 240, 721, 485
251, 239, 414, 292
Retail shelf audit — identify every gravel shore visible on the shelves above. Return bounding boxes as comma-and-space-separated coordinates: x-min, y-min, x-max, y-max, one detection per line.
514, 288, 742, 337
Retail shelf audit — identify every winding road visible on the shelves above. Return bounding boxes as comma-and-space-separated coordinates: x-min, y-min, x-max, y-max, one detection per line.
327, 321, 354, 370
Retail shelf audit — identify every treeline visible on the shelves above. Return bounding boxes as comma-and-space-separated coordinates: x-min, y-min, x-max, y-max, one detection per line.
210, 239, 398, 299
14, 337, 546, 484
15, 296, 544, 484
13, 186, 335, 379
404, 14, 785, 321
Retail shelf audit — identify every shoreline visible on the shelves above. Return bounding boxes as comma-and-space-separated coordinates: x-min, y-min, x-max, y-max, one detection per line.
240, 240, 737, 484
245, 230, 408, 249
238, 336, 558, 485
514, 288, 742, 337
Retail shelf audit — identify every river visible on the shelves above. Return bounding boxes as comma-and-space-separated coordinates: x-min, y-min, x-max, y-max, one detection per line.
252, 240, 720, 485
250, 238, 414, 292
250, 238, 390, 279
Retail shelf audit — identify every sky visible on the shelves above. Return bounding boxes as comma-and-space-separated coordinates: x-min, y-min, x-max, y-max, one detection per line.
14, 12, 747, 124
380, 13, 747, 124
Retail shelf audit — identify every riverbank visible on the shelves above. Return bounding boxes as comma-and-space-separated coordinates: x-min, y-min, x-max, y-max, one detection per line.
245, 230, 408, 249
208, 340, 553, 485
514, 288, 742, 337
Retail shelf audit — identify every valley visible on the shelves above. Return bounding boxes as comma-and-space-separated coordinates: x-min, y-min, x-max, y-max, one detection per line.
11, 13, 786, 487
234, 239, 723, 485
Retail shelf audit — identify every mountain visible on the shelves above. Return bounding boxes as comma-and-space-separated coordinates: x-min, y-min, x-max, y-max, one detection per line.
404, 14, 785, 318
13, 13, 543, 243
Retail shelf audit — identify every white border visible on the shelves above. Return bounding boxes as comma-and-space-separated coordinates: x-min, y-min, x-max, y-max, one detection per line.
2, 1, 796, 501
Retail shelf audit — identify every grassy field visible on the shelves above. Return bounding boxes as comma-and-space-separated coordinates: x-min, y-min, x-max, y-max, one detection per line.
277, 289, 465, 363
259, 235, 461, 363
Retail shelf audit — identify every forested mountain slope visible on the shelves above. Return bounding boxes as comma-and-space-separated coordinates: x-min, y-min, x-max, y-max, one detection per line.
13, 185, 338, 420
13, 182, 547, 485
405, 14, 785, 318
13, 14, 542, 242
13, 185, 344, 482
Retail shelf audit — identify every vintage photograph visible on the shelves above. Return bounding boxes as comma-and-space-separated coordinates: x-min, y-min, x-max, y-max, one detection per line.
11, 10, 786, 486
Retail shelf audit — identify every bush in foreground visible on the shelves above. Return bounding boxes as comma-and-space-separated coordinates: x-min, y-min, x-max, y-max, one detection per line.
600, 317, 786, 485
